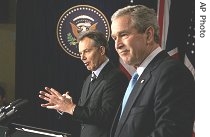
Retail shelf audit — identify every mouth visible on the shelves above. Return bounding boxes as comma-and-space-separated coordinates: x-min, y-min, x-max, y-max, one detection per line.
119, 50, 129, 55
84, 62, 89, 66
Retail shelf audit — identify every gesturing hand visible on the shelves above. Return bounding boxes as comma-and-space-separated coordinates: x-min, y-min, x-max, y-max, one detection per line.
39, 87, 76, 114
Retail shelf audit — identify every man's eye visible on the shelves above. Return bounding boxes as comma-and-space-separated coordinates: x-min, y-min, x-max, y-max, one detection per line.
85, 49, 90, 53
121, 33, 129, 39
121, 33, 127, 37
112, 37, 116, 41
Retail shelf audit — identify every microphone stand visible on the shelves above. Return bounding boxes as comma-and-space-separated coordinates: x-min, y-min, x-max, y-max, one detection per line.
1, 108, 17, 137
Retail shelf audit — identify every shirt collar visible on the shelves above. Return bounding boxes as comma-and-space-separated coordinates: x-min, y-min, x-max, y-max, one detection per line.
136, 47, 162, 76
92, 58, 109, 78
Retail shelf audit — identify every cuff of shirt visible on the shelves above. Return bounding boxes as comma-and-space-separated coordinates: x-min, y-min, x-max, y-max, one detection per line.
57, 110, 64, 115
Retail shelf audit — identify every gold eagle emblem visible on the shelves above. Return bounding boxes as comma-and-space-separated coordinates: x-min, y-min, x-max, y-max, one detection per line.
70, 22, 98, 38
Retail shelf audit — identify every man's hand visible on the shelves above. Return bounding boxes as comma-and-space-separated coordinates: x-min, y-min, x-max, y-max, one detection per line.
39, 87, 76, 115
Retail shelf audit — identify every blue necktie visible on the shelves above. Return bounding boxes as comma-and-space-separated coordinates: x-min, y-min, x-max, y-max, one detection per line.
121, 72, 139, 116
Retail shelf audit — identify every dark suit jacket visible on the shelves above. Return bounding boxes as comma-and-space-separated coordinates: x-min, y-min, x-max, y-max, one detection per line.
111, 51, 195, 137
72, 61, 129, 137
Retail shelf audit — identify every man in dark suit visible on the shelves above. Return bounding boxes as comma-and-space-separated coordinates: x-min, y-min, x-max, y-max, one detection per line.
39, 30, 128, 137
110, 5, 195, 137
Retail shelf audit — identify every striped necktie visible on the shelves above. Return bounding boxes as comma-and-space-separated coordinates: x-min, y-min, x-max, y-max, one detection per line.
91, 72, 97, 82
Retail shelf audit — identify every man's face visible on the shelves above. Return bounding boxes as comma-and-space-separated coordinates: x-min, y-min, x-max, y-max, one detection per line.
111, 15, 148, 67
78, 37, 105, 71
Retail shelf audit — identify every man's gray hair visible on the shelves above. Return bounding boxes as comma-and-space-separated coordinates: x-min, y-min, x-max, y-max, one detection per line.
111, 5, 160, 43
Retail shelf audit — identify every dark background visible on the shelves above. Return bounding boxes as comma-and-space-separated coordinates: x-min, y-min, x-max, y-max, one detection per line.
15, 0, 157, 136
13, 0, 195, 137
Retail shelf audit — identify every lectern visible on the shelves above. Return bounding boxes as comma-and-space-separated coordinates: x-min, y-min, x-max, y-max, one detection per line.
0, 123, 71, 137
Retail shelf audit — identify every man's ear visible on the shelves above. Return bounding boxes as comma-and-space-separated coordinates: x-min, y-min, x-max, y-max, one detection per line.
145, 26, 154, 43
100, 46, 106, 55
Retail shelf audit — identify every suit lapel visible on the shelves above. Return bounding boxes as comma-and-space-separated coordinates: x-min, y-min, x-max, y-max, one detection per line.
110, 102, 122, 137
86, 62, 113, 99
85, 76, 103, 99
114, 50, 170, 136
114, 73, 151, 136
81, 62, 114, 105
79, 75, 91, 106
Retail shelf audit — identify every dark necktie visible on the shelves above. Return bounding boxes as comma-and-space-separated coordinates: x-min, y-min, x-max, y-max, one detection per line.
121, 72, 139, 116
87, 72, 97, 97
91, 72, 97, 82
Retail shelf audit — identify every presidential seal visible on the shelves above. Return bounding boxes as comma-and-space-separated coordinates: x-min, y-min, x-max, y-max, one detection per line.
57, 5, 110, 58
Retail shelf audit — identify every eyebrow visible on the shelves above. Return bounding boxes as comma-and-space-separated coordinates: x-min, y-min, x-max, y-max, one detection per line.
111, 29, 129, 37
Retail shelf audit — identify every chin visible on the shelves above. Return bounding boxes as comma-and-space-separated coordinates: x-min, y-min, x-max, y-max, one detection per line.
86, 67, 91, 71
123, 60, 130, 66
121, 57, 131, 65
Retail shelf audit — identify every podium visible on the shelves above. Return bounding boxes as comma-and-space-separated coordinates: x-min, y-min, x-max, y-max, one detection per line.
0, 123, 71, 137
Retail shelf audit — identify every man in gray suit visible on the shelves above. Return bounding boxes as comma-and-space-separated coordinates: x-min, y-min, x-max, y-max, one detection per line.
39, 30, 128, 137
110, 5, 195, 137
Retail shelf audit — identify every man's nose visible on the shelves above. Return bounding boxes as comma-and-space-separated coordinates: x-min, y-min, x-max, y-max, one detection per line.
80, 53, 86, 60
115, 38, 123, 49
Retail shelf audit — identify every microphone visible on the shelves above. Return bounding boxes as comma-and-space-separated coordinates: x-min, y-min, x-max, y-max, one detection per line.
6, 99, 29, 117
0, 99, 28, 123
0, 106, 6, 113
0, 99, 23, 113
